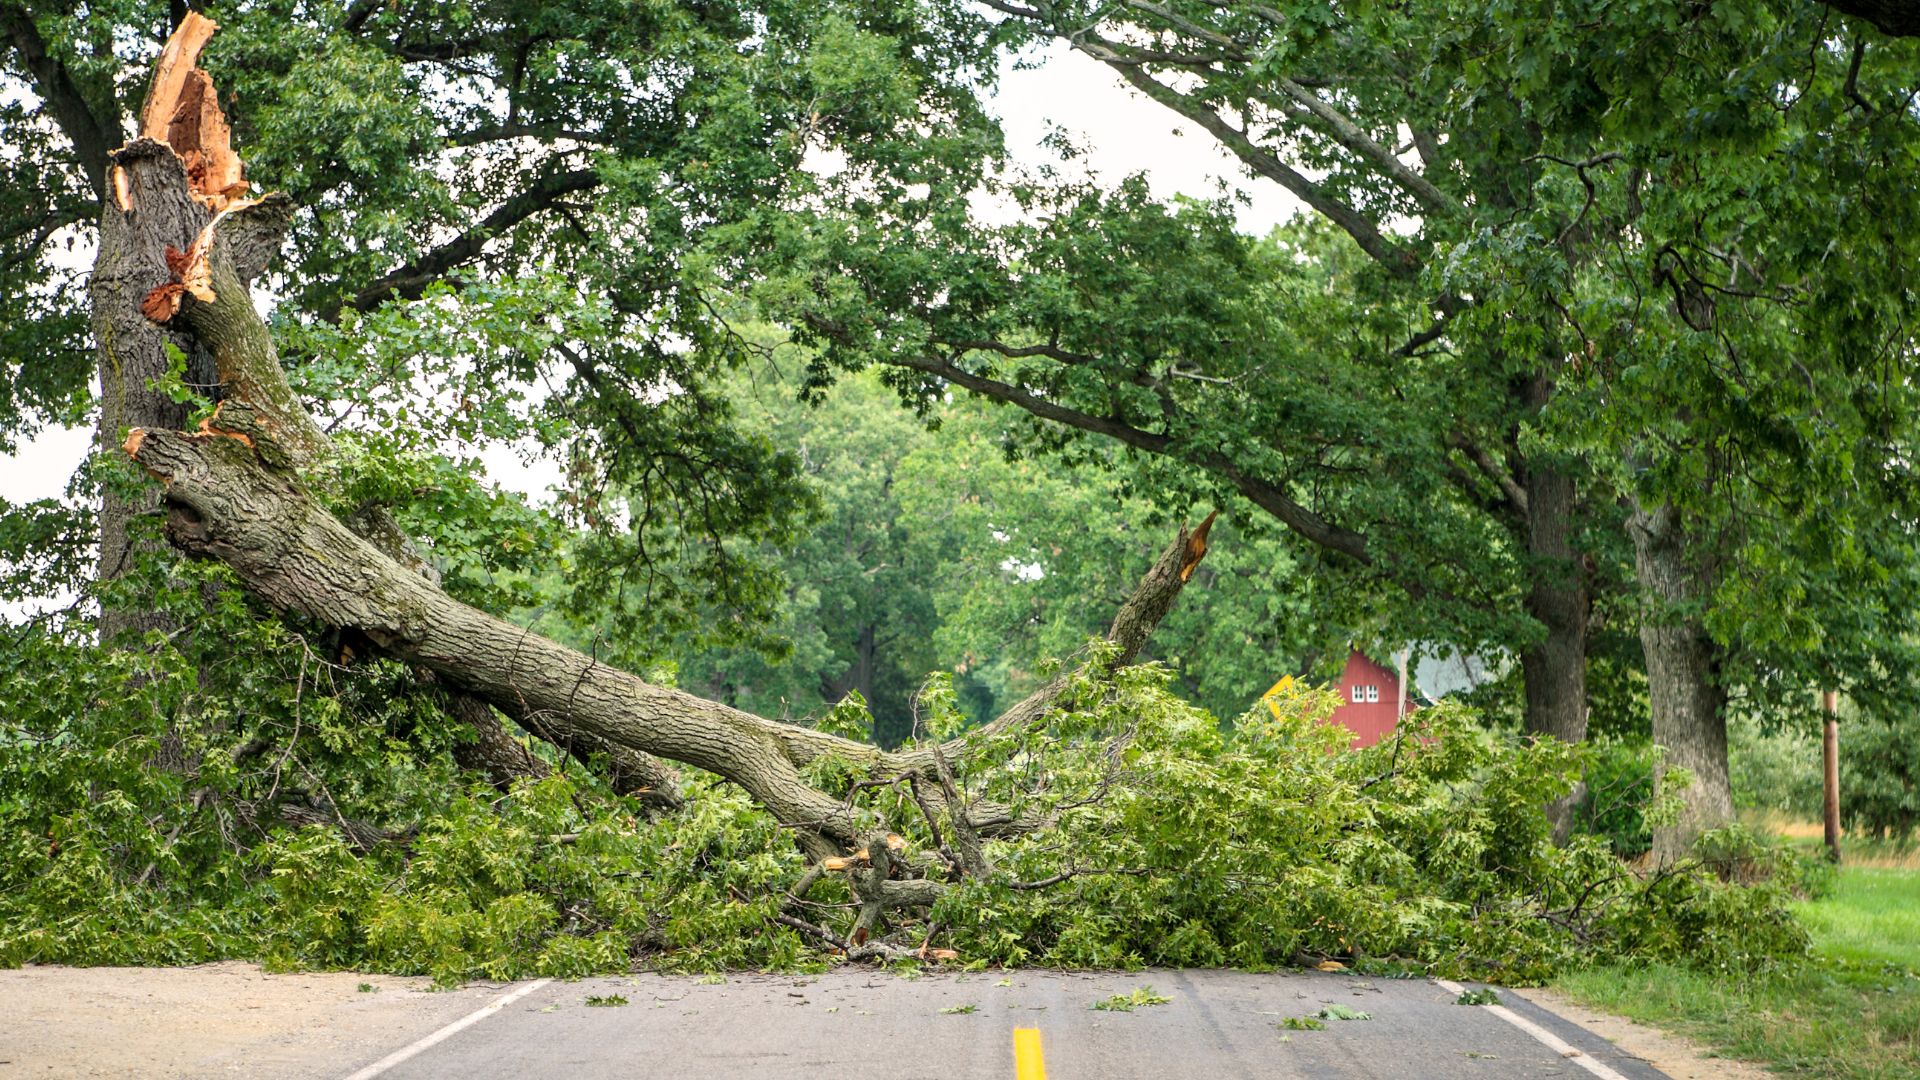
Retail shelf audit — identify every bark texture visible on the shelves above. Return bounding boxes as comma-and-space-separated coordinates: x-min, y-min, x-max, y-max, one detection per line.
125, 417, 1203, 846
1629, 499, 1733, 864
1823, 0, 1920, 37
93, 17, 682, 809
89, 12, 268, 642
1520, 458, 1590, 840
90, 140, 221, 642
1519, 465, 1589, 746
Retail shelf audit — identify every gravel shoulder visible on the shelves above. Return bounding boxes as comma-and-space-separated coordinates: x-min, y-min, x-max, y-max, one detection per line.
0, 962, 489, 1079
1515, 988, 1776, 1080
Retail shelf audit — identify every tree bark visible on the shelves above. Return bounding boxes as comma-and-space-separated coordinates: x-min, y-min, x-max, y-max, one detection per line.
1822, 0, 1920, 37
89, 141, 216, 642
88, 17, 680, 810
1519, 458, 1591, 840
1629, 499, 1733, 863
123, 413, 1206, 848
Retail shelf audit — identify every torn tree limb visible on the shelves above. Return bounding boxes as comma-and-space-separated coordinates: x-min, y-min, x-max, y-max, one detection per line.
139, 11, 248, 209
127, 418, 873, 843
105, 13, 1211, 952
102, 21, 679, 805
124, 410, 1210, 845
104, 136, 323, 469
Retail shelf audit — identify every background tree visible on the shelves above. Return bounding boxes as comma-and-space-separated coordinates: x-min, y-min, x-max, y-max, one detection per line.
627, 362, 1321, 745
758, 0, 1920, 854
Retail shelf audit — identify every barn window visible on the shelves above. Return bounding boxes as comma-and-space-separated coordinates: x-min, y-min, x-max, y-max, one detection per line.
1350, 685, 1364, 703
1366, 685, 1380, 703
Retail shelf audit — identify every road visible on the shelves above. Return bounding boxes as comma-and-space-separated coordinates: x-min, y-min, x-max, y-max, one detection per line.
337, 969, 1668, 1080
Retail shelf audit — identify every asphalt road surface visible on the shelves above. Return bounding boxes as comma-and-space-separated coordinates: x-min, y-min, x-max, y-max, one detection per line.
339, 969, 1670, 1080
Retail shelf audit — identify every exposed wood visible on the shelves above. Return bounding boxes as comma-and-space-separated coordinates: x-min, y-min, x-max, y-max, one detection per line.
101, 16, 1206, 950
91, 140, 219, 643
1179, 511, 1217, 583
141, 12, 219, 141
139, 12, 249, 209
103, 35, 675, 805
122, 412, 1206, 847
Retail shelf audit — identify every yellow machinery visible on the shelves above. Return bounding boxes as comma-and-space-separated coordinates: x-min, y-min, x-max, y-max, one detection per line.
1259, 674, 1295, 721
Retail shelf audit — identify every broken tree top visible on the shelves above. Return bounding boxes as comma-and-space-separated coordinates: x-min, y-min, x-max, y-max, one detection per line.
136, 12, 248, 210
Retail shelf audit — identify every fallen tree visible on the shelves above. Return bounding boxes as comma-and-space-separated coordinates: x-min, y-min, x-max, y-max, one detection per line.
102, 15, 1212, 953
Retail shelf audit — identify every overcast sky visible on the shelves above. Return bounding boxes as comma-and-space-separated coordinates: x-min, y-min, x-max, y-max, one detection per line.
0, 41, 1302, 508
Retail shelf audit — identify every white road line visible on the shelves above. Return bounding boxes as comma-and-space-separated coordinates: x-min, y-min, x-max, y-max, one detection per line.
339, 978, 554, 1080
1434, 979, 1631, 1080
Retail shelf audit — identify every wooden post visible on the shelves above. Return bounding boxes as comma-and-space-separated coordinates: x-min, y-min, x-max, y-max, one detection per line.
1822, 690, 1842, 864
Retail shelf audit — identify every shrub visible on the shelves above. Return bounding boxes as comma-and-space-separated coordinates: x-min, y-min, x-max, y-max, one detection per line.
1728, 715, 1822, 820
1841, 711, 1920, 841
1572, 737, 1656, 857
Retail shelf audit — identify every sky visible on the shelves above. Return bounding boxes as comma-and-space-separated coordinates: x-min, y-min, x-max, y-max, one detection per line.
0, 40, 1303, 509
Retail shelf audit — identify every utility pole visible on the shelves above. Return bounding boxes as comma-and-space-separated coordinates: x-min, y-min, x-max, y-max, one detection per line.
1822, 690, 1842, 864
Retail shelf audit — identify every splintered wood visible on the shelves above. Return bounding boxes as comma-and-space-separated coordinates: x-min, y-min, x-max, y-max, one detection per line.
140, 11, 248, 210
129, 14, 267, 323
1179, 510, 1218, 582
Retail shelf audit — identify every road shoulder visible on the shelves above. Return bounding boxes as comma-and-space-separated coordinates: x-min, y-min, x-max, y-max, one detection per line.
1514, 988, 1775, 1080
0, 962, 495, 1080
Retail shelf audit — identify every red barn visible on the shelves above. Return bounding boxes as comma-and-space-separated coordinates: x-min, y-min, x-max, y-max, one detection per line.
1328, 649, 1413, 748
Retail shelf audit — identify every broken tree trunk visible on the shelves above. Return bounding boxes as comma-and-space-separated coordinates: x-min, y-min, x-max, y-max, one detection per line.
92, 13, 287, 644
124, 411, 1206, 846
108, 12, 1198, 868
94, 14, 682, 812
106, 18, 1208, 926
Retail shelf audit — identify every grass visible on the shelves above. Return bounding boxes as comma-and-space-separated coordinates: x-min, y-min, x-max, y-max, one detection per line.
1796, 867, 1920, 973
1554, 830, 1920, 1079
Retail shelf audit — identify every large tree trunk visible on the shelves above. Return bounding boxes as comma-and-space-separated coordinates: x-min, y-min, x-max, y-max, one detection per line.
1519, 459, 1590, 839
90, 16, 677, 808
124, 411, 1207, 847
821, 623, 878, 705
1629, 499, 1733, 863
89, 133, 199, 643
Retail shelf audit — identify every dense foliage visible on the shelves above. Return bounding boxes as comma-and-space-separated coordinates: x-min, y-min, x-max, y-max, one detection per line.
624, 364, 1319, 743
0, 626, 1811, 985
1837, 710, 1920, 842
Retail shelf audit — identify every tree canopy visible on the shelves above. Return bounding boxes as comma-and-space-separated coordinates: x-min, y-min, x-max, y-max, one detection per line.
0, 0, 1912, 980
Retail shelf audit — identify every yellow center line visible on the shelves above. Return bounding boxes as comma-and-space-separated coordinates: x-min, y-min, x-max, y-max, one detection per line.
1012, 1027, 1047, 1080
